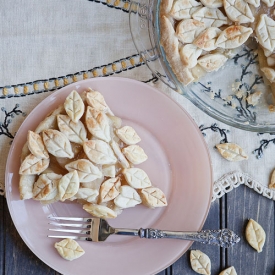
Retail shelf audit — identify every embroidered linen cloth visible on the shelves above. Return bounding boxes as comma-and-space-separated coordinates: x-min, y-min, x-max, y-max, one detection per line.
0, 0, 274, 201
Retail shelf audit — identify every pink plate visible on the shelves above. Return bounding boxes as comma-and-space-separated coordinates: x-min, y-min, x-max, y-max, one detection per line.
5, 77, 212, 275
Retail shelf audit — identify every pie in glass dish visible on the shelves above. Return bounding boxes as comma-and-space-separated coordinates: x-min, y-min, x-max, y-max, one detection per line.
160, 0, 275, 104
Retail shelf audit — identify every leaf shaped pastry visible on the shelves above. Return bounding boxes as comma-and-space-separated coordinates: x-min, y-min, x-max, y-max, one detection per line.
42, 129, 74, 158
110, 140, 130, 168
58, 170, 80, 201
19, 154, 50, 175
190, 250, 211, 275
114, 186, 142, 208
216, 143, 248, 161
122, 168, 152, 189
57, 114, 87, 145
83, 203, 117, 218
223, 0, 254, 23
219, 266, 237, 275
19, 174, 36, 200
85, 106, 111, 142
160, 15, 195, 86
122, 145, 148, 165
65, 159, 102, 183
269, 168, 275, 189
193, 27, 221, 51
255, 14, 275, 52
176, 19, 205, 44
198, 53, 228, 72
116, 126, 141, 145
262, 0, 275, 6
192, 7, 228, 28
140, 187, 167, 208
215, 25, 253, 49
69, 187, 99, 203
54, 238, 85, 261
83, 140, 117, 165
64, 90, 85, 123
245, 219, 266, 252
27, 130, 49, 159
200, 0, 223, 7
99, 177, 121, 203
32, 173, 62, 200
170, 0, 202, 20
244, 0, 260, 7
179, 44, 202, 68
86, 88, 113, 115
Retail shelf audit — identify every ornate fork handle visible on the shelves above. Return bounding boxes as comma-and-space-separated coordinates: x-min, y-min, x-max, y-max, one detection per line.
136, 228, 240, 248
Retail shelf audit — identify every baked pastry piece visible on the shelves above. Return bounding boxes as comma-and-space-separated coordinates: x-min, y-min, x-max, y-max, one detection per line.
57, 115, 87, 145
65, 159, 102, 183
83, 203, 117, 218
193, 27, 221, 51
42, 129, 74, 158
160, 15, 195, 85
192, 7, 228, 27
99, 177, 121, 203
176, 19, 205, 44
140, 187, 168, 208
170, 0, 202, 20
122, 168, 152, 189
197, 53, 228, 72
110, 140, 130, 168
69, 187, 99, 203
86, 88, 113, 115
58, 170, 80, 201
215, 25, 253, 49
223, 0, 254, 24
54, 238, 85, 261
85, 106, 111, 142
19, 154, 50, 175
122, 145, 148, 165
19, 174, 36, 200
114, 185, 142, 208
27, 130, 49, 159
116, 126, 141, 145
179, 44, 202, 68
83, 139, 117, 165
32, 173, 62, 201
64, 90, 85, 123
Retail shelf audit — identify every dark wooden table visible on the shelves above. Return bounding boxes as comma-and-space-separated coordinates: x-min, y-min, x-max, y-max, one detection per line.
1, 184, 274, 275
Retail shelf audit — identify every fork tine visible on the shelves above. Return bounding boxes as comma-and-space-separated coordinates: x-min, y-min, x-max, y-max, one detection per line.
49, 222, 91, 228
49, 228, 90, 234
47, 235, 93, 241
48, 216, 92, 222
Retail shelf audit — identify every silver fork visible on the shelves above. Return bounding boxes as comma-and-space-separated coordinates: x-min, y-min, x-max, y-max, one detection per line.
48, 216, 240, 248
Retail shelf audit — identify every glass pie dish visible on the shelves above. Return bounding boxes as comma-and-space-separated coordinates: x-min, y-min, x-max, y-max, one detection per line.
129, 0, 275, 132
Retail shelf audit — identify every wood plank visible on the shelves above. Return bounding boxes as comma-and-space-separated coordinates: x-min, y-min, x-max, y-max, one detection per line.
3, 199, 56, 275
160, 200, 221, 275
0, 196, 4, 275
226, 185, 275, 275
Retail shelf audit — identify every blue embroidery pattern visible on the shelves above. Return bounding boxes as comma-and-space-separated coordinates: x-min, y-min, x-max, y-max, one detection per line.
198, 47, 264, 123
200, 123, 229, 144
253, 133, 275, 159
0, 104, 26, 139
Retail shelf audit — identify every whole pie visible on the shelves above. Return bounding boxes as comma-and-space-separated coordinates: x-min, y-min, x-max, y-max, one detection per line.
160, 0, 275, 101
